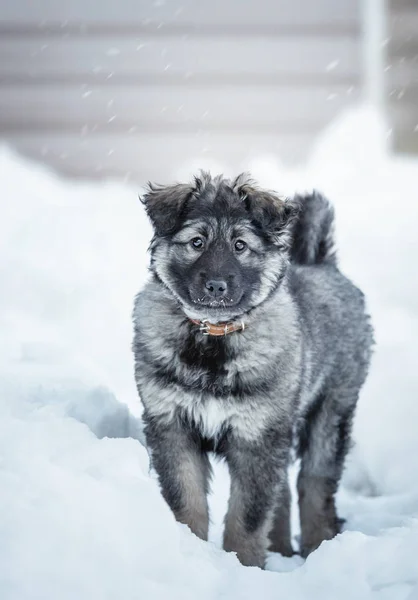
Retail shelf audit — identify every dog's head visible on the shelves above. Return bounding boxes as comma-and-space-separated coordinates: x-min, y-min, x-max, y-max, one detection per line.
141, 172, 299, 322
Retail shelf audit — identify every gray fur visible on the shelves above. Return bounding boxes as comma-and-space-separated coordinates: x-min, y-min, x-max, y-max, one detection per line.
133, 173, 373, 567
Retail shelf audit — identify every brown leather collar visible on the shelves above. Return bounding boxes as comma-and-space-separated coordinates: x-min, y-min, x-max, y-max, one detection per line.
190, 318, 246, 336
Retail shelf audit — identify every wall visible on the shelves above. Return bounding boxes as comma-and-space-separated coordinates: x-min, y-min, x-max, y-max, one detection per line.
387, 0, 418, 155
0, 0, 361, 182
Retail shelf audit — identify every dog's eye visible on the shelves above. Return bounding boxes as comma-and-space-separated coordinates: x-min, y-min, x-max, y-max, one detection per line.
234, 240, 247, 252
191, 237, 204, 249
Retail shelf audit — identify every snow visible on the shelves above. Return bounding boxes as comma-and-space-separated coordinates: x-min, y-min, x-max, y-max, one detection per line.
1, 107, 418, 599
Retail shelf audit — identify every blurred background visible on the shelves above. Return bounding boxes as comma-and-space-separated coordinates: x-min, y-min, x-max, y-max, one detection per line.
0, 0, 416, 183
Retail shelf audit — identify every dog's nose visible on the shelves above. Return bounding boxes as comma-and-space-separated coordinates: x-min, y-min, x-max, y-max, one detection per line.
205, 279, 227, 298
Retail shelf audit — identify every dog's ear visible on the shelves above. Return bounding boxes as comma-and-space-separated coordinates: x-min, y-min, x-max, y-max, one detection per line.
248, 190, 299, 250
233, 177, 300, 249
140, 182, 194, 236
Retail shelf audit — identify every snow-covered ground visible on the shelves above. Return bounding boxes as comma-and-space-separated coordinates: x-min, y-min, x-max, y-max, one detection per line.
1, 107, 417, 599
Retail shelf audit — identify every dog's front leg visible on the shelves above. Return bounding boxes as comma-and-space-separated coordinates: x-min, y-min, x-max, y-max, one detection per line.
144, 414, 211, 540
223, 431, 290, 568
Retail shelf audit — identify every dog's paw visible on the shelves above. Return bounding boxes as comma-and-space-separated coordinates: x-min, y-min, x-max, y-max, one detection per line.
269, 539, 295, 557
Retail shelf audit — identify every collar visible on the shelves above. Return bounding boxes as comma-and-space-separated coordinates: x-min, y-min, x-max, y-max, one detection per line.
190, 318, 246, 336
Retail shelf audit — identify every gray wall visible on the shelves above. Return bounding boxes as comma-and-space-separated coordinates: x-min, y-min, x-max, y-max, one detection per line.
387, 0, 418, 155
0, 0, 362, 182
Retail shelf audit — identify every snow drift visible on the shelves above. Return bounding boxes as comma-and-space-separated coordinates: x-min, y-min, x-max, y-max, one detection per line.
1, 107, 417, 599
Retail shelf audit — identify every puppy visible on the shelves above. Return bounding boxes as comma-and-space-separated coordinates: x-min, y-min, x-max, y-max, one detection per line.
132, 173, 373, 567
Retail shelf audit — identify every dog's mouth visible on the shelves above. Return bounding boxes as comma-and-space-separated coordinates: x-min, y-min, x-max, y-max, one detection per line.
191, 296, 236, 309
189, 292, 243, 310
178, 289, 248, 322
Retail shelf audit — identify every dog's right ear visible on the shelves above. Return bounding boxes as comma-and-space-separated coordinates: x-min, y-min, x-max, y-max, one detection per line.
232, 176, 300, 250
140, 182, 194, 236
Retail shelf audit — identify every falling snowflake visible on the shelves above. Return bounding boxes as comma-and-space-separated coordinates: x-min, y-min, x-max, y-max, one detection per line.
326, 60, 340, 72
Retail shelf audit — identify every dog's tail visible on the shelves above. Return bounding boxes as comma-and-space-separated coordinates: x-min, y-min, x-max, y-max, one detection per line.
289, 191, 337, 266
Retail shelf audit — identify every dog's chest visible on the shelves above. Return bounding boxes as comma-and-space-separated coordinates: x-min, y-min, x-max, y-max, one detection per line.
174, 386, 272, 443
173, 332, 272, 441
178, 331, 246, 398
178, 330, 230, 376
141, 328, 276, 441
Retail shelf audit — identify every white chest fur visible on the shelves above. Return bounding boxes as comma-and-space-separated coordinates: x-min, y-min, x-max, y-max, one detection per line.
143, 379, 273, 442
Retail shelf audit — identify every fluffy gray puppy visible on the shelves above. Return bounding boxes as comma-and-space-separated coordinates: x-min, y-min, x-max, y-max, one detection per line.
132, 173, 373, 567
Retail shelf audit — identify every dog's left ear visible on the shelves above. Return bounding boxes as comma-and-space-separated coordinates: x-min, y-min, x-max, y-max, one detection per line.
140, 182, 194, 236
233, 177, 300, 249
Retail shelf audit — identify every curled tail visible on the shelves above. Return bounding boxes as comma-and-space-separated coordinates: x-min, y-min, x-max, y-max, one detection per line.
290, 191, 337, 266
